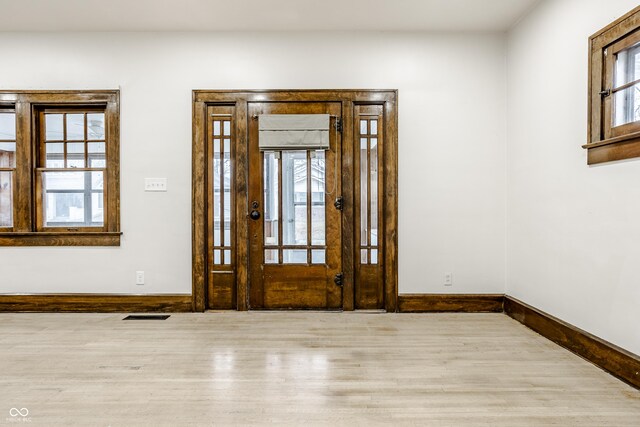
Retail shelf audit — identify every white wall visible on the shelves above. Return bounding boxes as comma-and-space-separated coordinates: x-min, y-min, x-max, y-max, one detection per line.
507, 0, 640, 355
0, 32, 507, 295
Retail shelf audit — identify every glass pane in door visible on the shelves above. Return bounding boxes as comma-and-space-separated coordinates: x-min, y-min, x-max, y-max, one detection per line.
282, 151, 307, 245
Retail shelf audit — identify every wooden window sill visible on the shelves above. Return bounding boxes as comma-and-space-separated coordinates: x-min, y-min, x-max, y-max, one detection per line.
583, 133, 640, 165
0, 232, 122, 246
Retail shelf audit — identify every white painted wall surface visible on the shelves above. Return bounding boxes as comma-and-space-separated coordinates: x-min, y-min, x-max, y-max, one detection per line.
507, 0, 640, 355
0, 32, 507, 295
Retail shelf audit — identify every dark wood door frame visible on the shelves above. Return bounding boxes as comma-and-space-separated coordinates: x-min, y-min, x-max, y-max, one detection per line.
192, 90, 398, 312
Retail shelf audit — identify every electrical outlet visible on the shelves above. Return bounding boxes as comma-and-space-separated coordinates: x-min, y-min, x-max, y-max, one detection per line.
145, 178, 167, 192
136, 271, 145, 285
444, 273, 453, 286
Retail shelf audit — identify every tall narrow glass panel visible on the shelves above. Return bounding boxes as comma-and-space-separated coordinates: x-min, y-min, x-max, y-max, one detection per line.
263, 151, 279, 246
311, 151, 326, 245
282, 151, 307, 245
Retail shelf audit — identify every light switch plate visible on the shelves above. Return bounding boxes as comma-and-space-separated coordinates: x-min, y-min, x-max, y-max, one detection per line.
145, 178, 167, 192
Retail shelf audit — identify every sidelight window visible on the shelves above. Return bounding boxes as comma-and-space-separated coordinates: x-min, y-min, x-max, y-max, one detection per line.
211, 117, 233, 265
358, 117, 379, 265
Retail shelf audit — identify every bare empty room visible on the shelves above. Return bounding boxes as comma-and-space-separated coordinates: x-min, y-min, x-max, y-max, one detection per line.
1, 0, 640, 425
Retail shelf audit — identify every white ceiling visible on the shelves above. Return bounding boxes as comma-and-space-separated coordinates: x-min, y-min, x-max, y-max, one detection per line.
0, 0, 540, 32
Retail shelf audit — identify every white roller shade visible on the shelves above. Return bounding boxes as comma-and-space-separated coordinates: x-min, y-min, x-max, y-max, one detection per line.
259, 114, 330, 150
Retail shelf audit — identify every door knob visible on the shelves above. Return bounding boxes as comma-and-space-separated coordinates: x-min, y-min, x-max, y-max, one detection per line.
250, 210, 261, 220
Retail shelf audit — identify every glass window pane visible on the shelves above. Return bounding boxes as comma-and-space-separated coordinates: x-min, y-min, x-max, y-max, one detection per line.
223, 121, 231, 136
213, 121, 221, 136
87, 113, 105, 140
283, 249, 307, 264
67, 143, 85, 168
88, 142, 105, 153
370, 120, 378, 136
370, 249, 378, 264
360, 249, 368, 264
615, 44, 640, 88
0, 171, 13, 227
45, 114, 64, 141
360, 119, 367, 135
91, 171, 104, 190
42, 171, 104, 227
44, 193, 85, 225
44, 171, 85, 190
263, 151, 279, 245
88, 143, 106, 168
224, 249, 231, 265
46, 143, 64, 168
264, 249, 278, 264
360, 138, 368, 246
311, 151, 326, 245
67, 142, 84, 153
311, 249, 325, 264
213, 138, 221, 246
0, 113, 16, 140
0, 142, 16, 168
213, 250, 221, 264
66, 114, 85, 140
282, 151, 307, 245
614, 82, 640, 127
223, 191, 231, 244
370, 138, 378, 246
91, 193, 104, 224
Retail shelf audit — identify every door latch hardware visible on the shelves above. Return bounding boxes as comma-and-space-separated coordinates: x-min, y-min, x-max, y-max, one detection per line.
334, 196, 343, 211
334, 273, 344, 287
600, 88, 611, 97
335, 118, 343, 133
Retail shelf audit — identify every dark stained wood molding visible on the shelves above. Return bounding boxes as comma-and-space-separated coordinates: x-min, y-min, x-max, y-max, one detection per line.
0, 232, 122, 246
0, 294, 192, 312
398, 294, 505, 313
504, 296, 640, 390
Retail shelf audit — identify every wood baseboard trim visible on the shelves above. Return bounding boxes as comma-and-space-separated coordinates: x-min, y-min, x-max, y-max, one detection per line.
504, 296, 640, 390
398, 294, 504, 313
0, 294, 193, 312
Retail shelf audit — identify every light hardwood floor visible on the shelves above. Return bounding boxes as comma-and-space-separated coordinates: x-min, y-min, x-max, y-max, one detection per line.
0, 312, 639, 426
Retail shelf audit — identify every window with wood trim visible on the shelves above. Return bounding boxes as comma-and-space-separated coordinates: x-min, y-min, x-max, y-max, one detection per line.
586, 6, 640, 164
0, 91, 120, 246
36, 109, 107, 230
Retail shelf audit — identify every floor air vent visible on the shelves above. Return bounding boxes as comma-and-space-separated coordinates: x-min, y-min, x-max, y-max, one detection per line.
123, 315, 170, 320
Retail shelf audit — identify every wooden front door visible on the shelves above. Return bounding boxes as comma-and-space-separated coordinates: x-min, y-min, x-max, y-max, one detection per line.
248, 101, 343, 309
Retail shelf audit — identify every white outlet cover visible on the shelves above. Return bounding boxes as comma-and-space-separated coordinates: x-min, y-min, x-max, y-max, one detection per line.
145, 178, 167, 192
